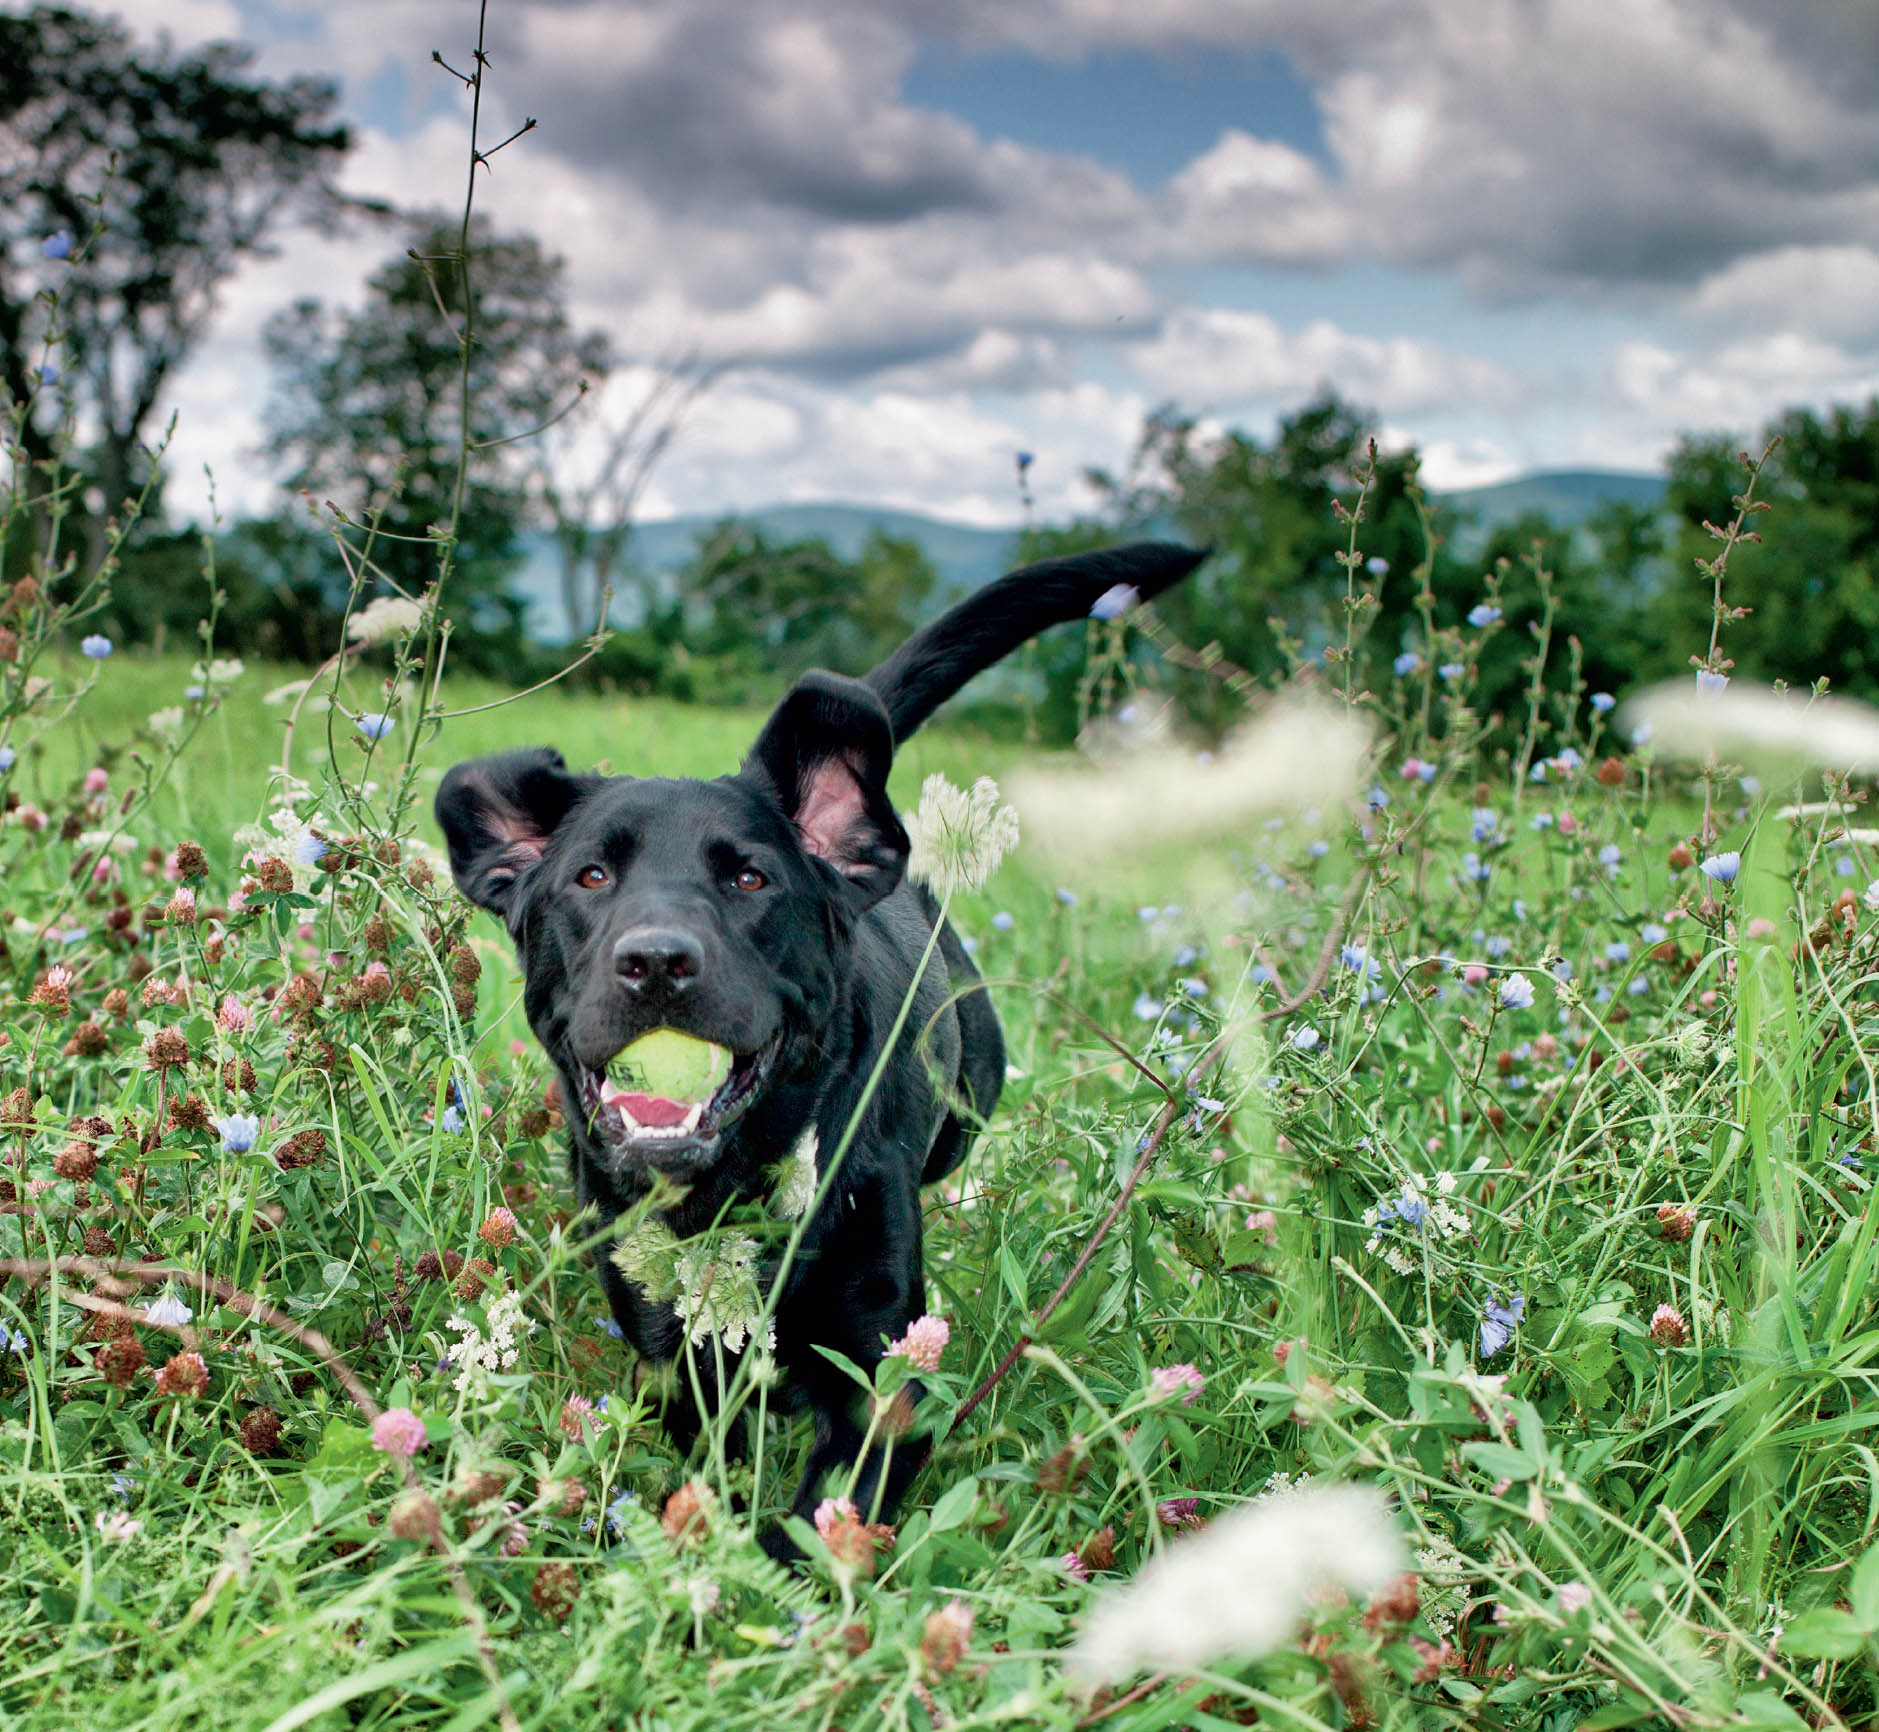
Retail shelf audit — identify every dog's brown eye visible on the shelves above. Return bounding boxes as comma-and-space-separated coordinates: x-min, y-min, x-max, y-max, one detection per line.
576, 865, 609, 890
734, 867, 767, 892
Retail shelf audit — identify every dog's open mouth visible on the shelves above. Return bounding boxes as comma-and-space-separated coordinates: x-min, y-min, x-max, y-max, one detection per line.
577, 1029, 777, 1161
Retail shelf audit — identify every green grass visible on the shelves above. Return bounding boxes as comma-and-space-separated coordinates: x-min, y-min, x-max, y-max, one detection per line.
3, 641, 1879, 1731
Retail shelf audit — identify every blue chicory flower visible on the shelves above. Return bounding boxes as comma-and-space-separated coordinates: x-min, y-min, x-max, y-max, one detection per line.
1695, 669, 1729, 695
217, 1113, 261, 1154
1393, 650, 1421, 677
1438, 662, 1464, 682
80, 634, 112, 659
1462, 853, 1490, 884
1604, 940, 1631, 962
1590, 691, 1615, 713
1479, 1291, 1525, 1357
1471, 808, 1499, 843
43, 230, 72, 260
1498, 974, 1535, 1011
0, 747, 13, 773
1089, 582, 1140, 621
1700, 851, 1741, 885
991, 911, 1014, 931
1467, 603, 1502, 628
356, 712, 394, 742
1055, 887, 1078, 906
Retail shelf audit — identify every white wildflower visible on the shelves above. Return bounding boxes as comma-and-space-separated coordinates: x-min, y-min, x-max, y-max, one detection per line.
348, 593, 431, 647
192, 657, 245, 688
611, 1218, 683, 1300
687, 1574, 722, 1616
147, 706, 185, 742
446, 1290, 535, 1398
905, 774, 1020, 896
94, 1510, 142, 1543
1066, 1483, 1406, 1685
1623, 681, 1879, 775
671, 1233, 774, 1356
1414, 1535, 1474, 1641
1009, 695, 1372, 866
143, 1294, 193, 1328
771, 1128, 819, 1220
78, 830, 138, 855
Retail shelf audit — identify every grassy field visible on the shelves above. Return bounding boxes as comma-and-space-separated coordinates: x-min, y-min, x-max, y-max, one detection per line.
3, 630, 1878, 1732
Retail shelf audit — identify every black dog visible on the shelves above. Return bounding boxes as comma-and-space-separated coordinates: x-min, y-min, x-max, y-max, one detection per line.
436, 541, 1202, 1548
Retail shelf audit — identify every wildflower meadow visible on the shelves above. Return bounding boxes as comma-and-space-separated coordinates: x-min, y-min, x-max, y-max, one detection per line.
8, 27, 1879, 1732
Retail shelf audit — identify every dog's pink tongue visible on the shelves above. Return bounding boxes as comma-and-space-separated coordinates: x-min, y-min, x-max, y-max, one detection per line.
614, 1091, 690, 1128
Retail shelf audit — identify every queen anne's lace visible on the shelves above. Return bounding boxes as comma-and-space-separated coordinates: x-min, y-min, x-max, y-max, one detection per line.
446, 1290, 534, 1397
904, 774, 1020, 896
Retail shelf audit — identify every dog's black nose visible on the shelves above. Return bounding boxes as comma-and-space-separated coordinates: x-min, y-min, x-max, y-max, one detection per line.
612, 927, 704, 995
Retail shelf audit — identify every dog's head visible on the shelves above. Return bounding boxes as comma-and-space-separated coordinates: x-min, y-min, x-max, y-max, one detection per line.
435, 671, 906, 1188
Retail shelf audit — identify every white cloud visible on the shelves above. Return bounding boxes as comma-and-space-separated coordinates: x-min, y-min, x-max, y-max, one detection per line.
1160, 131, 1351, 265
1397, 435, 1525, 491
639, 372, 1144, 527
1127, 308, 1513, 415
1688, 245, 1879, 345
114, 0, 243, 50
1609, 333, 1879, 437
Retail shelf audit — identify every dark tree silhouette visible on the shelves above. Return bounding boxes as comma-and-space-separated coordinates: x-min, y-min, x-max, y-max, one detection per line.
0, 5, 350, 516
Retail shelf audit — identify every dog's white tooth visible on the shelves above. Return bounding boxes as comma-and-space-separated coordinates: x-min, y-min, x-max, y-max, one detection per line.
681, 1102, 703, 1133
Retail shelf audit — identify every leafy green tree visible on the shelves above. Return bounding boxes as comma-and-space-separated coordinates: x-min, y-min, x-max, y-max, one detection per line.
0, 4, 349, 516
1638, 404, 1879, 695
263, 216, 609, 663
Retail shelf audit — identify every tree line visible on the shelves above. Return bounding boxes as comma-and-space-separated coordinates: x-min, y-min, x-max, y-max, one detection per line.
4, 3, 1877, 743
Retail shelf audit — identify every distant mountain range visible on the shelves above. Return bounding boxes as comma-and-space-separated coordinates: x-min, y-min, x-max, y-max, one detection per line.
510, 469, 1667, 643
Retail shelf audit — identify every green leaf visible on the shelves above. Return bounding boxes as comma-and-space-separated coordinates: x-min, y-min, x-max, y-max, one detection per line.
927, 1476, 978, 1534
1851, 1541, 1879, 1629
1576, 1693, 1660, 1728
1733, 1691, 1812, 1730
1779, 1608, 1865, 1659
1460, 1440, 1538, 1480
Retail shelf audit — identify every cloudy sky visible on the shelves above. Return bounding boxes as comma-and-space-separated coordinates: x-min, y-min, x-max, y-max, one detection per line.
122, 0, 1879, 527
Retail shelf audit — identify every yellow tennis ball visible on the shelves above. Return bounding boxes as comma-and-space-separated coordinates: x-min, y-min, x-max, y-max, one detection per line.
616, 1029, 733, 1101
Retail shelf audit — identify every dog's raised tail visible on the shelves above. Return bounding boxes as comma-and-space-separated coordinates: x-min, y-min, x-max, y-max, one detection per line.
863, 540, 1206, 742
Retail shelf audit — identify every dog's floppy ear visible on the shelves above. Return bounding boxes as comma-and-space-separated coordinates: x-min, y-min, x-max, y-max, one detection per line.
742, 671, 908, 910
435, 747, 594, 925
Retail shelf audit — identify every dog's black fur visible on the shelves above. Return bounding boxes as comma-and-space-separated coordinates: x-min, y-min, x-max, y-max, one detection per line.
436, 542, 1203, 1548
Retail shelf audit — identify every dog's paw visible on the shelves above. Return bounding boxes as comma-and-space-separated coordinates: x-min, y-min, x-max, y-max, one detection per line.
758, 1521, 807, 1568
